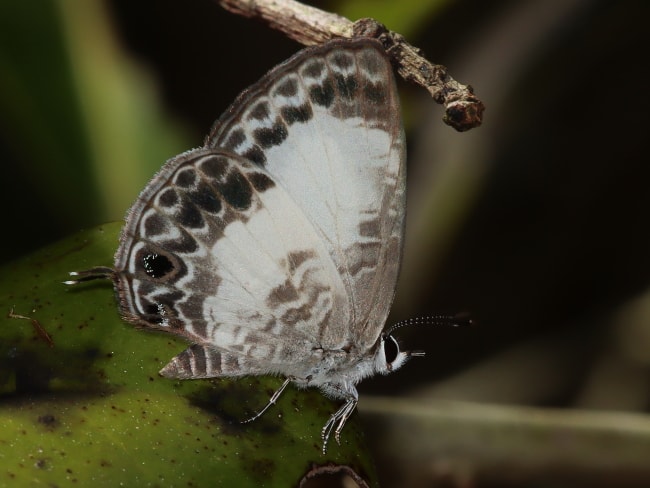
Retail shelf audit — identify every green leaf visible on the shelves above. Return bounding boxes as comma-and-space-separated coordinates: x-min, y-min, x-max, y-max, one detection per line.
0, 225, 379, 487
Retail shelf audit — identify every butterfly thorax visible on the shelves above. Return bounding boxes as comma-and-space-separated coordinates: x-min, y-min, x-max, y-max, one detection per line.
287, 337, 386, 397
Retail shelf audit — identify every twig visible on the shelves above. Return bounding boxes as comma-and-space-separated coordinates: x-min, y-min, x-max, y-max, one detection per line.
8, 306, 55, 347
215, 0, 484, 132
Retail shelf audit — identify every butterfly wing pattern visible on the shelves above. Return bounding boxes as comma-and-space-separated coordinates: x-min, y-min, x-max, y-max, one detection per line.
112, 38, 408, 451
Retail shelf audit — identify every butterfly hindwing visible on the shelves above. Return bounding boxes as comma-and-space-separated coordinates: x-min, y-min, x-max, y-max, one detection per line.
206, 39, 406, 351
106, 38, 410, 451
114, 149, 351, 377
114, 39, 404, 380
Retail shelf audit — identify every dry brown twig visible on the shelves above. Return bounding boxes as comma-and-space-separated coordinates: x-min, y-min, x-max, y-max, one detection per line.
215, 0, 484, 132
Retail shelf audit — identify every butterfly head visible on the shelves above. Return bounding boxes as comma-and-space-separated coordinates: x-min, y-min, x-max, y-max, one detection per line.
374, 314, 471, 375
374, 331, 423, 375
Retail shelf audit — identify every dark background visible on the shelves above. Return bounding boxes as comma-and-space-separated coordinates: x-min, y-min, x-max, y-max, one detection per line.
2, 1, 649, 486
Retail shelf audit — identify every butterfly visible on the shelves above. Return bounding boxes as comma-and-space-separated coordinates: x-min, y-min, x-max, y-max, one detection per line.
69, 38, 429, 453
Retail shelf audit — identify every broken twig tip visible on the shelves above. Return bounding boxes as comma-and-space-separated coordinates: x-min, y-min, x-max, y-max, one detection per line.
444, 98, 485, 131
352, 17, 484, 131
215, 0, 485, 131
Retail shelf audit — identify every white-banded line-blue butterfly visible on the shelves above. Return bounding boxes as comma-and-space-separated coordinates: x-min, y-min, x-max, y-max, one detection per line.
67, 38, 464, 453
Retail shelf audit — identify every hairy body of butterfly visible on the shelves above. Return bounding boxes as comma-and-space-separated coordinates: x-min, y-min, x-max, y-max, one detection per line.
71, 38, 415, 453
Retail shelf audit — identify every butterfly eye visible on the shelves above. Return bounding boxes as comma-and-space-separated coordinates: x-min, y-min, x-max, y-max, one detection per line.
383, 334, 400, 365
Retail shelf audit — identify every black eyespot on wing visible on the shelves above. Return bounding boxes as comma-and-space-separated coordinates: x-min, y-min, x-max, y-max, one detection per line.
383, 335, 399, 364
303, 60, 325, 79
275, 78, 298, 97
249, 101, 270, 121
309, 81, 335, 107
142, 253, 174, 279
281, 104, 313, 125
253, 121, 288, 149
222, 129, 246, 151
142, 294, 181, 327
248, 172, 275, 192
143, 303, 164, 325
176, 200, 204, 228
175, 168, 197, 188
158, 188, 178, 208
336, 74, 358, 100
364, 82, 387, 105
243, 146, 267, 165
188, 182, 222, 214
217, 171, 253, 210
331, 51, 354, 70
143, 213, 167, 237
161, 229, 198, 255
200, 155, 229, 179
358, 50, 383, 76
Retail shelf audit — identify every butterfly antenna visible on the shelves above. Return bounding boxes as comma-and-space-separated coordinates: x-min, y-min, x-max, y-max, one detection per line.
386, 312, 472, 337
63, 266, 115, 285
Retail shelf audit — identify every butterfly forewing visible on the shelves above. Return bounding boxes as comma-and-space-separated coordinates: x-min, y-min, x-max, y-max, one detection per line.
114, 149, 351, 377
206, 39, 405, 351
114, 39, 404, 376
107, 38, 408, 450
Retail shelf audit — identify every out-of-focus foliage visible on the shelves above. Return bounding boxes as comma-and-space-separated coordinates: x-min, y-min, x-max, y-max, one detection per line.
337, 0, 451, 37
2, 0, 650, 486
0, 0, 188, 260
0, 225, 378, 486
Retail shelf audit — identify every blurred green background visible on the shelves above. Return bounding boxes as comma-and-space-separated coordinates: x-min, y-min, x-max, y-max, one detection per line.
1, 0, 650, 486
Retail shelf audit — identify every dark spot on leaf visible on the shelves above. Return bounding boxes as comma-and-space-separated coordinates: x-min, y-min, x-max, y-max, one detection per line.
38, 414, 57, 426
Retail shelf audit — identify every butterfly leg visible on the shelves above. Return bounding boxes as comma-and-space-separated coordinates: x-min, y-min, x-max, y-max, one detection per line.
241, 376, 293, 424
320, 386, 359, 454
